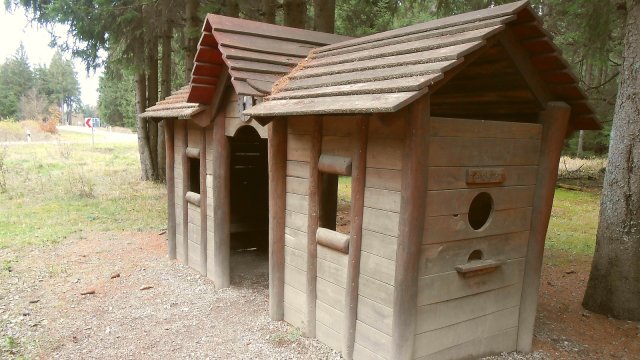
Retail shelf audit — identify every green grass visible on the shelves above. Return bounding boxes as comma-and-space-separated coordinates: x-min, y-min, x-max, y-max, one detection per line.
0, 137, 165, 250
546, 188, 600, 256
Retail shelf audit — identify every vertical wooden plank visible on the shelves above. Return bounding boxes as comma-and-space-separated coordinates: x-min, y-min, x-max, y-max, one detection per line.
199, 128, 208, 275
344, 116, 369, 359
181, 121, 189, 264
213, 112, 231, 289
517, 102, 570, 351
306, 117, 322, 337
165, 119, 176, 260
391, 95, 430, 360
269, 119, 287, 320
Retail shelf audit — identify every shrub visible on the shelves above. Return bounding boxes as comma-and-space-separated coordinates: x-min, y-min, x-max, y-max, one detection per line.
0, 120, 23, 142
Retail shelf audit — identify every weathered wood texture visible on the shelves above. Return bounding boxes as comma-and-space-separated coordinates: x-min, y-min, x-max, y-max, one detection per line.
269, 119, 287, 320
165, 119, 176, 260
199, 130, 208, 275
316, 228, 350, 253
391, 95, 430, 360
225, 94, 268, 138
306, 119, 322, 337
212, 111, 231, 289
206, 125, 215, 279
517, 102, 570, 351
179, 122, 189, 264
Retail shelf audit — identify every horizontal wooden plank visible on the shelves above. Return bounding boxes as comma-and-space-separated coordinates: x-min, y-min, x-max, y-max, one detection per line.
417, 258, 525, 306
187, 241, 201, 270
316, 277, 345, 311
230, 79, 263, 96
366, 137, 404, 170
288, 117, 316, 134
357, 296, 393, 336
359, 274, 394, 309
286, 160, 309, 178
220, 45, 300, 66
413, 306, 519, 357
284, 303, 306, 330
322, 135, 355, 158
213, 30, 316, 57
365, 168, 402, 191
322, 115, 358, 137
228, 69, 282, 83
317, 258, 347, 287
353, 343, 386, 360
286, 178, 309, 196
419, 231, 529, 276
416, 283, 522, 334
286, 193, 308, 214
363, 208, 400, 237
360, 251, 395, 286
355, 320, 392, 360
284, 263, 306, 292
423, 207, 532, 244
285, 210, 308, 233
361, 230, 397, 261
426, 185, 535, 217
317, 245, 348, 268
316, 321, 342, 352
285, 226, 307, 252
246, 78, 274, 94
226, 58, 291, 75
428, 137, 541, 166
364, 188, 401, 213
430, 117, 542, 139
287, 133, 311, 161
427, 166, 538, 190
368, 113, 406, 139
417, 326, 517, 360
316, 299, 344, 334
284, 284, 306, 314
285, 245, 307, 270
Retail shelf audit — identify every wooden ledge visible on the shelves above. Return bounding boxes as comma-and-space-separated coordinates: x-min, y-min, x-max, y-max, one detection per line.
316, 227, 350, 253
186, 147, 201, 159
185, 191, 201, 205
318, 154, 352, 176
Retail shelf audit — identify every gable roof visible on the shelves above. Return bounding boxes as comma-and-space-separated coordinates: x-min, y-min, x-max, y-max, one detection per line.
245, 1, 600, 131
140, 15, 351, 120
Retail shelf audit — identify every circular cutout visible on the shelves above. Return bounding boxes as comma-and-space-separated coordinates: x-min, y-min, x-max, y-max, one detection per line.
468, 249, 483, 262
468, 192, 494, 230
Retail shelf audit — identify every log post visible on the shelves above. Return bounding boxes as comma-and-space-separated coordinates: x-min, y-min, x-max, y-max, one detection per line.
212, 111, 231, 289
343, 116, 369, 359
181, 121, 189, 264
268, 119, 287, 320
306, 117, 322, 337
199, 129, 208, 275
165, 119, 176, 260
517, 102, 571, 351
391, 96, 430, 360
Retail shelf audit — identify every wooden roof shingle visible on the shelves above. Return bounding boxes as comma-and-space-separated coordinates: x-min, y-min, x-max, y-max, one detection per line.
140, 86, 206, 119
245, 0, 600, 131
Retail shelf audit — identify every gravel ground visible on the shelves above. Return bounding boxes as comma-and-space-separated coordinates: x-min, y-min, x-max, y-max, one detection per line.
1, 230, 553, 360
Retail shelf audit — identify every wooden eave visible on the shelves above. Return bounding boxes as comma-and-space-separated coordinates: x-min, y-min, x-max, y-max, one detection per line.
140, 86, 206, 120
245, 0, 601, 131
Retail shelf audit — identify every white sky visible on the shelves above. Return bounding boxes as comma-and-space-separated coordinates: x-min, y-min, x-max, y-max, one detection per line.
0, 7, 103, 106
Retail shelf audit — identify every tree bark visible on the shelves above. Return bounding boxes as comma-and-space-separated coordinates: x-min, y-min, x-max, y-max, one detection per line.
158, 10, 172, 182
135, 69, 154, 181
313, 0, 335, 32
262, 0, 276, 23
222, 0, 240, 16
146, 25, 160, 180
583, 0, 640, 321
284, 0, 306, 28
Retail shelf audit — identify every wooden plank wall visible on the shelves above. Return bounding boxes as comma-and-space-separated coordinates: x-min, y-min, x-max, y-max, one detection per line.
225, 93, 268, 138
352, 114, 406, 360
412, 117, 542, 360
174, 122, 186, 263
187, 124, 204, 273
206, 124, 215, 279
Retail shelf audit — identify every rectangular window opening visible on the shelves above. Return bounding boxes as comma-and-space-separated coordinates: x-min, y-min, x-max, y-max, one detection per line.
189, 157, 200, 194
320, 174, 351, 235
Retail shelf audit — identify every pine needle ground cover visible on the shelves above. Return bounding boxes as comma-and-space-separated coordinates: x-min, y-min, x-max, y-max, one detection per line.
0, 131, 165, 250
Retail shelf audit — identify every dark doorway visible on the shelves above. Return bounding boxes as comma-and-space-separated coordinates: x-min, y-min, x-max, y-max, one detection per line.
228, 125, 269, 285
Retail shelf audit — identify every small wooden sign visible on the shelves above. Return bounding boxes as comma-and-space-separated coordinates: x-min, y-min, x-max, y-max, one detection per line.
466, 168, 506, 185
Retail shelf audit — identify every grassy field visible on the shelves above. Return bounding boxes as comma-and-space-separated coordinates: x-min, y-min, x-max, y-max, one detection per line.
0, 131, 166, 250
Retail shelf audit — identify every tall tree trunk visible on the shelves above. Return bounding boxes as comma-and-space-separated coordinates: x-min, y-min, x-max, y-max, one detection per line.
262, 0, 276, 23
135, 69, 154, 181
158, 13, 172, 182
313, 0, 335, 32
222, 0, 240, 17
578, 61, 593, 158
147, 33, 160, 180
284, 0, 306, 28
583, 0, 640, 321
184, 0, 200, 83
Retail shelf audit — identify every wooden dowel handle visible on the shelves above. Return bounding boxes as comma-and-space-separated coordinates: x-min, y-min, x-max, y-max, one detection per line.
316, 227, 350, 254
185, 147, 200, 159
185, 191, 201, 205
318, 154, 352, 176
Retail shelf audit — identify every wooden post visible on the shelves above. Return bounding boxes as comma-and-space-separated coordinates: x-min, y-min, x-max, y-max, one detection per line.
181, 122, 189, 264
165, 119, 176, 260
213, 111, 231, 289
391, 96, 430, 360
517, 102, 571, 351
268, 119, 287, 320
343, 116, 369, 359
199, 129, 208, 275
306, 117, 322, 337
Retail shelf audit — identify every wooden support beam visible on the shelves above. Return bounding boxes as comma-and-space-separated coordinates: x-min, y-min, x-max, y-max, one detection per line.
306, 117, 322, 337
199, 129, 208, 275
391, 95, 431, 360
517, 102, 570, 351
212, 111, 231, 289
343, 116, 369, 360
181, 122, 189, 264
268, 119, 287, 320
165, 119, 176, 260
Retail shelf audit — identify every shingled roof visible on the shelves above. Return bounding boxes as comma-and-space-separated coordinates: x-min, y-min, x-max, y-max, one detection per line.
140, 15, 351, 120
245, 0, 600, 131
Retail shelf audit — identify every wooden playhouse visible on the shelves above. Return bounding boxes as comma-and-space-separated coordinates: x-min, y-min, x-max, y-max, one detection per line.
144, 1, 600, 359
244, 1, 600, 360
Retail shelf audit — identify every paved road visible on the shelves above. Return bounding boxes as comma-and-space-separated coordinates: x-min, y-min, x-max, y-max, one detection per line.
0, 125, 137, 145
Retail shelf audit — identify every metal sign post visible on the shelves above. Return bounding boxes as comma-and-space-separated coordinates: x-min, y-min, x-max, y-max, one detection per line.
85, 117, 94, 147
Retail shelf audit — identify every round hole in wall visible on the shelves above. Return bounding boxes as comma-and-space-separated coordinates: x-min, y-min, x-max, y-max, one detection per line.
468, 192, 494, 230
468, 249, 483, 262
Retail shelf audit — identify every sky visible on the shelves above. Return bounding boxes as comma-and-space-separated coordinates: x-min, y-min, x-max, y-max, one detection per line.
0, 7, 103, 106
